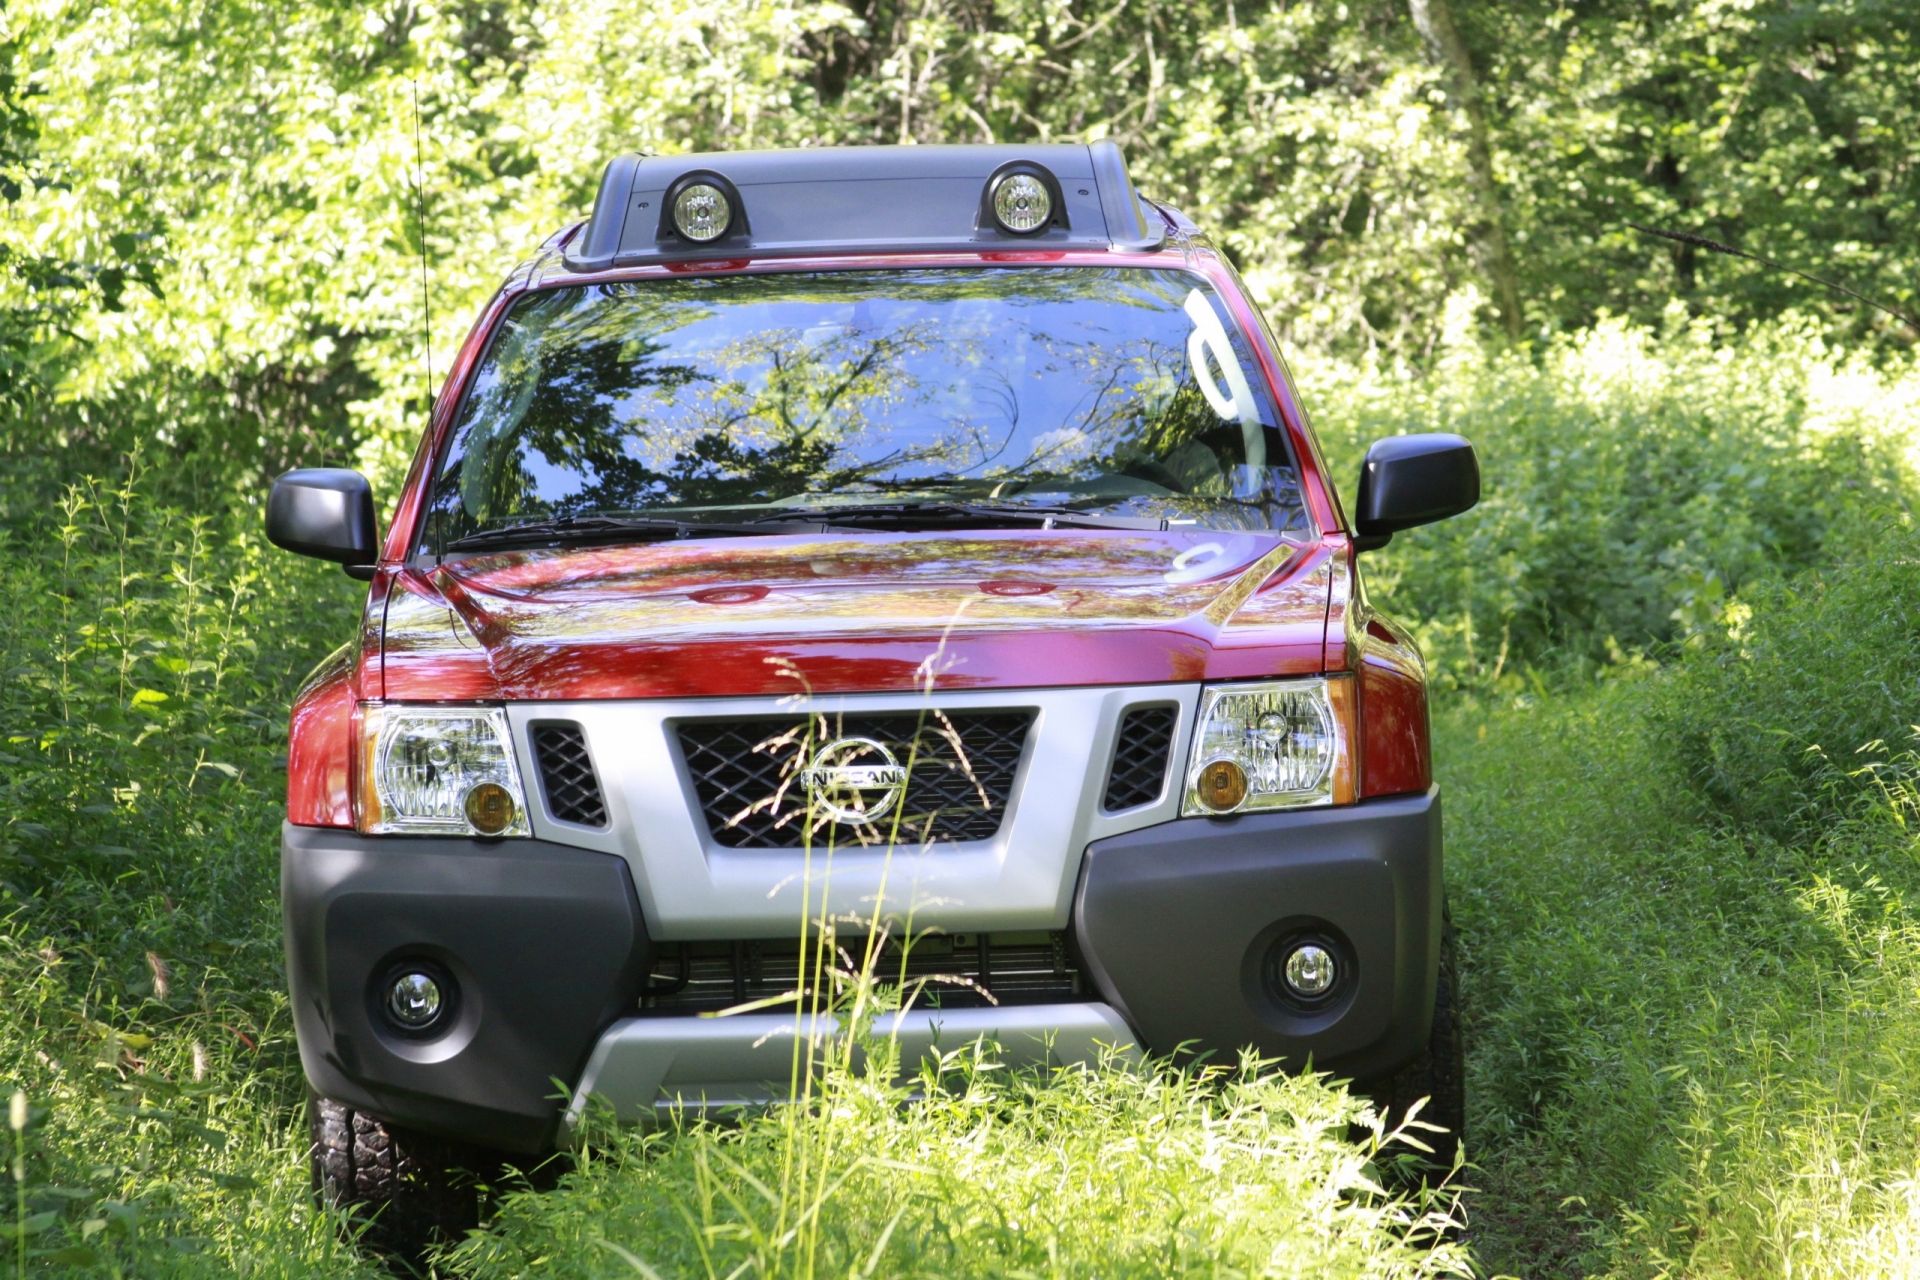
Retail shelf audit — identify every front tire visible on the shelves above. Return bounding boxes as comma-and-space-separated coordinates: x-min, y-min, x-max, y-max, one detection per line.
1369, 916, 1465, 1177
309, 1095, 504, 1263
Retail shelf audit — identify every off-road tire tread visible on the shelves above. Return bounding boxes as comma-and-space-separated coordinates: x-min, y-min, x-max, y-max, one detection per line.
309, 1095, 498, 1261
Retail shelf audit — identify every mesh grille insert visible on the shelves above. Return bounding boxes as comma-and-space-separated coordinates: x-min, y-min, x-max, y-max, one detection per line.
532, 724, 608, 827
677, 709, 1033, 848
639, 931, 1085, 1015
1103, 704, 1178, 811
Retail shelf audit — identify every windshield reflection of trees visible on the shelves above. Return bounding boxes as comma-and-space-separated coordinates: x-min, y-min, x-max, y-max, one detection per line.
429, 269, 1306, 540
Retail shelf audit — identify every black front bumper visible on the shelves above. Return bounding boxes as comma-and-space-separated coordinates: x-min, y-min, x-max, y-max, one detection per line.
282, 788, 1439, 1151
280, 824, 651, 1153
1075, 788, 1442, 1082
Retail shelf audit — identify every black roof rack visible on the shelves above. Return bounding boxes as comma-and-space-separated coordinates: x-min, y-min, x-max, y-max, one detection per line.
562, 141, 1166, 273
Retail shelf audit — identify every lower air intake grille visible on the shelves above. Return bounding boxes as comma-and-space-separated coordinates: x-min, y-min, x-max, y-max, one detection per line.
639, 931, 1085, 1016
532, 724, 608, 827
1103, 704, 1178, 811
678, 709, 1033, 848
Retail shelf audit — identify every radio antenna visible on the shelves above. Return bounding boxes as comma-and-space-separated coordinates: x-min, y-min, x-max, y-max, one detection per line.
411, 77, 442, 565
410, 77, 434, 413
1628, 221, 1916, 332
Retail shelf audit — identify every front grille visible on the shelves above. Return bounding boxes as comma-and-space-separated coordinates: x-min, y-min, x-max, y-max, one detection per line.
532, 724, 608, 827
639, 931, 1086, 1016
677, 710, 1033, 848
1103, 704, 1178, 811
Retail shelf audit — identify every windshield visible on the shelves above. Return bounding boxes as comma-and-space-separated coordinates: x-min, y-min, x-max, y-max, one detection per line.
422, 267, 1309, 550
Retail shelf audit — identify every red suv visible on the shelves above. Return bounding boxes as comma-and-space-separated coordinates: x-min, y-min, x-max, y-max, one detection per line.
267, 143, 1478, 1252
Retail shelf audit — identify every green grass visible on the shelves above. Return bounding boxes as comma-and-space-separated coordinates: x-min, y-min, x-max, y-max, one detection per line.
1447, 528, 1920, 1277
0, 461, 383, 1276
448, 1048, 1467, 1279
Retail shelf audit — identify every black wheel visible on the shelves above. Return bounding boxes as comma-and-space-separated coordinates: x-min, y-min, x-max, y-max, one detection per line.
1368, 915, 1465, 1178
309, 1095, 504, 1265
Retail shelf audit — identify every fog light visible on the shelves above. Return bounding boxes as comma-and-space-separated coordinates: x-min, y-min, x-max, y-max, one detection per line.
672, 182, 733, 242
1192, 757, 1249, 814
990, 172, 1052, 234
386, 971, 443, 1030
464, 781, 516, 836
1282, 943, 1338, 1000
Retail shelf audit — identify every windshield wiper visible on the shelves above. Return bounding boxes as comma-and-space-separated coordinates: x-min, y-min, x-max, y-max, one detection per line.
443, 514, 819, 552
746, 501, 1165, 531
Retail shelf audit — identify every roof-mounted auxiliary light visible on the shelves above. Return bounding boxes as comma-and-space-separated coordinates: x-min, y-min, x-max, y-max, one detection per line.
991, 172, 1052, 233
673, 183, 732, 241
659, 171, 746, 246
982, 162, 1065, 237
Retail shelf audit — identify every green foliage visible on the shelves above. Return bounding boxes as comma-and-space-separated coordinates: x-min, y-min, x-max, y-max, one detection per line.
1657, 520, 1920, 841
1304, 317, 1918, 687
1469, 0, 1920, 346
447, 1047, 1468, 1279
0, 459, 376, 1274
0, 22, 156, 423
1451, 528, 1920, 1277
8, 0, 1917, 493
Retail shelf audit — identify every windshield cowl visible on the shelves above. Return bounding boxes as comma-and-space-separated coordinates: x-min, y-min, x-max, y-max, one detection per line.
441, 513, 827, 553
743, 501, 1168, 532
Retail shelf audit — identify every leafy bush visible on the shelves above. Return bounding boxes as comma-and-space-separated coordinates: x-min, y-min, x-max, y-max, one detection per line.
1302, 318, 1918, 687
1655, 521, 1920, 841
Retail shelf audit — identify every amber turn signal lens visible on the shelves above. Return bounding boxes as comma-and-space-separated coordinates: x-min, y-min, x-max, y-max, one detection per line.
1194, 757, 1249, 814
464, 782, 517, 836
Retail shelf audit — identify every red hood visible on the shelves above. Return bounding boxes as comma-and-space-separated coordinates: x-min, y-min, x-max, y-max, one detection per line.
377, 529, 1339, 700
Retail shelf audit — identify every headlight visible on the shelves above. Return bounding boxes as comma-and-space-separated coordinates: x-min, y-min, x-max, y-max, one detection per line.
358, 705, 530, 836
1182, 678, 1355, 816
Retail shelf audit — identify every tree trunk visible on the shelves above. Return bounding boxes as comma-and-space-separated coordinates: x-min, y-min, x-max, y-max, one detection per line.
1408, 0, 1524, 339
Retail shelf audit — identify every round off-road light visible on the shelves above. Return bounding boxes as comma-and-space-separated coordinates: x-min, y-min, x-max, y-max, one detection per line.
464, 781, 517, 836
672, 182, 733, 242
1193, 757, 1249, 814
386, 971, 444, 1030
990, 172, 1052, 234
1282, 943, 1338, 1000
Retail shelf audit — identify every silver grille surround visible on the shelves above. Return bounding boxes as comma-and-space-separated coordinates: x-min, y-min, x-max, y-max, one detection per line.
504, 685, 1198, 939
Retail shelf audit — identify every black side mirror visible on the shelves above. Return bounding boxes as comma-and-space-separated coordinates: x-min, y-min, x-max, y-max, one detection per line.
1352, 434, 1480, 552
267, 468, 379, 579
